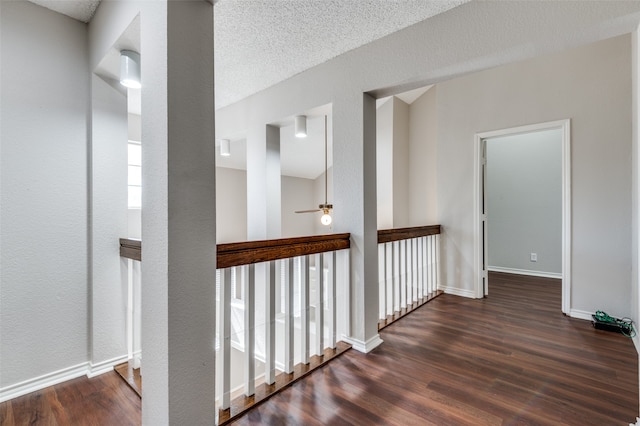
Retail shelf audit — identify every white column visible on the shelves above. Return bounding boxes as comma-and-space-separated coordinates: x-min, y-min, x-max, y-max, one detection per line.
141, 1, 216, 424
333, 95, 382, 353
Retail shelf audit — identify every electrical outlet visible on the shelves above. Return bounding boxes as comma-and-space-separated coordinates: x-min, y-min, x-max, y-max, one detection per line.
530, 253, 537, 262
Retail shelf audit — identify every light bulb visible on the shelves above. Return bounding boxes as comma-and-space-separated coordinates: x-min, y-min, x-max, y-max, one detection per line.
321, 212, 332, 226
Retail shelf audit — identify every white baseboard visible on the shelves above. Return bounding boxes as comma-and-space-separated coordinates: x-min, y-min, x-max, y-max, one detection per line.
439, 286, 476, 299
569, 309, 594, 321
342, 334, 383, 353
1, 354, 129, 403
0, 362, 89, 403
87, 354, 129, 378
488, 266, 562, 279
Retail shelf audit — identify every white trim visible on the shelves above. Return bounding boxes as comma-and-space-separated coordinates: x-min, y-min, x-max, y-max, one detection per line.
569, 309, 594, 321
488, 266, 562, 279
342, 334, 383, 353
474, 119, 571, 313
0, 353, 130, 402
0, 362, 89, 403
473, 136, 484, 299
87, 354, 129, 378
439, 286, 477, 299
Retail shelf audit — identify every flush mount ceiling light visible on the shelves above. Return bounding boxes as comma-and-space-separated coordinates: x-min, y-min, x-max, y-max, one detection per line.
220, 139, 231, 157
294, 115, 307, 138
120, 50, 141, 89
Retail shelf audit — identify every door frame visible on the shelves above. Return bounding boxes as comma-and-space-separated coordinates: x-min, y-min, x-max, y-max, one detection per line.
473, 119, 571, 314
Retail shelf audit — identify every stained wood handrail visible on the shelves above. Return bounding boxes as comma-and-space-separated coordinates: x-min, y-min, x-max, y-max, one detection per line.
119, 238, 141, 261
217, 233, 350, 269
119, 233, 351, 268
377, 225, 441, 244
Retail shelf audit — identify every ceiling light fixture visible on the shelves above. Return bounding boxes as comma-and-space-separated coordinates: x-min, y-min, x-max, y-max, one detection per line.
294, 115, 307, 138
120, 50, 141, 89
220, 139, 231, 157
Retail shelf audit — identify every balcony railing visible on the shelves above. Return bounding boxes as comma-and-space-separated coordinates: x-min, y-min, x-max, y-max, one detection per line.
120, 228, 441, 422
215, 234, 351, 423
120, 234, 352, 425
377, 225, 442, 329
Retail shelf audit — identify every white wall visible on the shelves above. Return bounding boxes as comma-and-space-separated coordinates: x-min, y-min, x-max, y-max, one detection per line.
437, 35, 632, 316
486, 130, 562, 275
392, 98, 410, 228
216, 167, 248, 243
376, 97, 411, 229
377, 99, 393, 229
282, 175, 316, 237
0, 1, 89, 392
409, 87, 438, 226
90, 73, 129, 369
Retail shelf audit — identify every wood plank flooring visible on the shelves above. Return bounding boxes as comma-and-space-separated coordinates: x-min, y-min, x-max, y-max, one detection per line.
114, 362, 142, 397
1, 272, 637, 425
236, 272, 638, 425
0, 371, 140, 425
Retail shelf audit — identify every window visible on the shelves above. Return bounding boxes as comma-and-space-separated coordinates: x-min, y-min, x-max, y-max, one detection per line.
128, 141, 142, 208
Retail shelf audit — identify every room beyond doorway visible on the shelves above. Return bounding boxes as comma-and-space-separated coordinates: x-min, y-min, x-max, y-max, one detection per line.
474, 120, 571, 314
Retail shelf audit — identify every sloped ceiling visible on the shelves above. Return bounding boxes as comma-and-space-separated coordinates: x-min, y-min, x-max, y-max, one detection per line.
27, 0, 468, 108
213, 0, 468, 108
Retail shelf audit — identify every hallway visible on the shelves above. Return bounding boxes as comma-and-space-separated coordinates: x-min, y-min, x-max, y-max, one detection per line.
1, 272, 637, 425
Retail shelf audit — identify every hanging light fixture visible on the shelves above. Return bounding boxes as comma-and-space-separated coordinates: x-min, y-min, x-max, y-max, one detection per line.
294, 115, 332, 226
120, 50, 141, 89
321, 208, 332, 226
220, 139, 231, 157
319, 115, 332, 226
294, 115, 307, 138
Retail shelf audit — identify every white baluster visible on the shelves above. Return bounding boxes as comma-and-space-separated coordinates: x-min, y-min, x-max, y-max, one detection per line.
378, 243, 386, 320
315, 253, 324, 356
417, 238, 423, 301
220, 268, 232, 408
265, 261, 276, 384
244, 264, 255, 396
301, 255, 310, 364
284, 258, 294, 373
435, 233, 441, 290
329, 251, 337, 349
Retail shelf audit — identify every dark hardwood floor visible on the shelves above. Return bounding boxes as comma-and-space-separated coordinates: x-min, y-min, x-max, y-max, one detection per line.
0, 371, 140, 425
1, 272, 637, 425
236, 272, 638, 425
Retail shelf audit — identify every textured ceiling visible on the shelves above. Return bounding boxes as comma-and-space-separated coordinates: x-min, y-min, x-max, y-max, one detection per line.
28, 0, 467, 108
29, 0, 466, 179
28, 0, 100, 22
214, 0, 469, 108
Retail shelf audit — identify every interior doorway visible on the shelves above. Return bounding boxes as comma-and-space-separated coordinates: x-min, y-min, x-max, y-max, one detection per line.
474, 120, 571, 313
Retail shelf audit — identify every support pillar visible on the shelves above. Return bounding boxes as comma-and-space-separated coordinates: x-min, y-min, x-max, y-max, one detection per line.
141, 1, 216, 424
333, 94, 382, 352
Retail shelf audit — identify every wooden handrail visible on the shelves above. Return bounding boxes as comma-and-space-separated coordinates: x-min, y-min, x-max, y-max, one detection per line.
119, 233, 351, 268
120, 238, 141, 261
377, 225, 441, 244
217, 233, 350, 269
